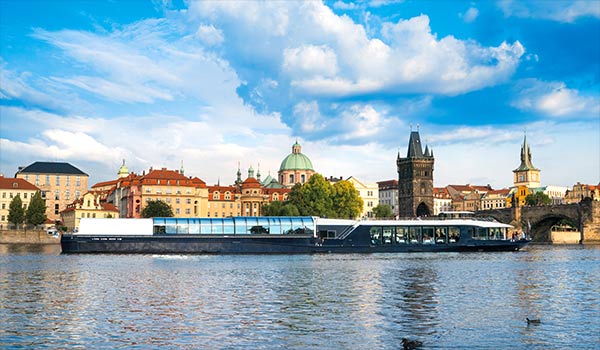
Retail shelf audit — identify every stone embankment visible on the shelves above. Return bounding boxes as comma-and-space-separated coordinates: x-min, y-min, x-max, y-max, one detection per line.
0, 229, 61, 244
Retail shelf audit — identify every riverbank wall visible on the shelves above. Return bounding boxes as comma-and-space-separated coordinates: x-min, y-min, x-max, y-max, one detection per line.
0, 229, 61, 244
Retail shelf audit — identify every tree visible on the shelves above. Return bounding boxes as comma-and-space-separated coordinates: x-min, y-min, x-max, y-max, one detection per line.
372, 204, 393, 219
525, 192, 552, 206
141, 200, 174, 218
331, 180, 363, 219
262, 201, 283, 216
279, 203, 300, 216
26, 191, 47, 227
289, 174, 334, 217
8, 194, 25, 228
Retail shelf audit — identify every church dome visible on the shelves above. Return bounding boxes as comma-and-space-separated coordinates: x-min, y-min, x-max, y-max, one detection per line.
279, 142, 314, 171
118, 159, 129, 178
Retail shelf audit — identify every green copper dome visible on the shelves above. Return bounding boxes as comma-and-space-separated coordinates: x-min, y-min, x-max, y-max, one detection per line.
279, 142, 314, 171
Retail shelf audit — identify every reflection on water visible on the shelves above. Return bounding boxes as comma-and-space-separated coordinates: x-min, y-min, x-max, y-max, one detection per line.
0, 246, 599, 349
0, 243, 61, 255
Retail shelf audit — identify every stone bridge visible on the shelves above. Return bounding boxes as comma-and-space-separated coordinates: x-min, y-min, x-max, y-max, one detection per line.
474, 199, 600, 244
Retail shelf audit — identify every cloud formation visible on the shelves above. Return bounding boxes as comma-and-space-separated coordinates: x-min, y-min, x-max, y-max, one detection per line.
498, 0, 600, 23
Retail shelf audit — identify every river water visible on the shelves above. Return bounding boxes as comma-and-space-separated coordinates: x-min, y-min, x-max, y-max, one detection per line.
0, 245, 598, 349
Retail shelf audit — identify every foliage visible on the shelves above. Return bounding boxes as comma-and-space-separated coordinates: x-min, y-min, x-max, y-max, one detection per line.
141, 200, 174, 218
525, 192, 552, 206
331, 180, 363, 219
26, 191, 47, 226
372, 204, 393, 219
288, 175, 363, 219
262, 201, 300, 216
279, 203, 300, 216
8, 194, 25, 227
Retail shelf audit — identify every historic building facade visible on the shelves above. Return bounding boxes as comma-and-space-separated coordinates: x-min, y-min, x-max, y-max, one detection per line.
278, 141, 315, 188
377, 180, 398, 217
15, 162, 89, 222
0, 175, 41, 228
433, 187, 452, 215
347, 176, 378, 219
397, 131, 434, 217
61, 192, 119, 230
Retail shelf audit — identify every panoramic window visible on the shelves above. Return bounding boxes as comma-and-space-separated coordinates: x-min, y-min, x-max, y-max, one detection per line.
408, 227, 421, 244
435, 227, 448, 244
449, 227, 460, 242
422, 227, 434, 244
382, 227, 393, 244
395, 227, 408, 244
370, 227, 382, 245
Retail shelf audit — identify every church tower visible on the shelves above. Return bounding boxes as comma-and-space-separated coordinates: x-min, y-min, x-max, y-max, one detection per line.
397, 130, 434, 217
513, 133, 540, 188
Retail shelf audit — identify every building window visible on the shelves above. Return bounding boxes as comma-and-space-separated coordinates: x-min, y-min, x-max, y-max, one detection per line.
1, 204, 5, 209
185, 208, 190, 214
56, 176, 60, 186
186, 198, 191, 204
1, 193, 5, 198
175, 208, 180, 214
66, 176, 70, 186
176, 198, 180, 204
55, 191, 60, 200
301, 174, 306, 183
46, 175, 50, 185
76, 190, 81, 198
213, 192, 219, 200
54, 204, 59, 215
76, 176, 81, 187
65, 190, 70, 200
289, 174, 294, 183
23, 193, 28, 199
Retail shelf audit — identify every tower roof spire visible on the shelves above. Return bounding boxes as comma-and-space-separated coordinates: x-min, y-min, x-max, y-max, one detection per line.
514, 131, 539, 172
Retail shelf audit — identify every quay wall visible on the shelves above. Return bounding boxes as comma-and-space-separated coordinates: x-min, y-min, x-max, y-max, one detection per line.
0, 230, 61, 244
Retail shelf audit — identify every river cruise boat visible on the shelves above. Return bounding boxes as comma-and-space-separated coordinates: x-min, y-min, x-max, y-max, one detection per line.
60, 216, 529, 254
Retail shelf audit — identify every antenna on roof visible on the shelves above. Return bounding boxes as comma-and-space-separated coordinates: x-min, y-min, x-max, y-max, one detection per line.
417, 123, 420, 131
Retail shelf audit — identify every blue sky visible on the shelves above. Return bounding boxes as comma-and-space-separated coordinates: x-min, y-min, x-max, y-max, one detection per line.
1, 0, 599, 189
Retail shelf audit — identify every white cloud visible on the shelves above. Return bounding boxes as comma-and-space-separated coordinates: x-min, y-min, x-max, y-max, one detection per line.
195, 24, 224, 46
498, 0, 600, 23
460, 7, 479, 23
188, 3, 525, 99
283, 45, 339, 78
512, 79, 600, 117
52, 76, 173, 103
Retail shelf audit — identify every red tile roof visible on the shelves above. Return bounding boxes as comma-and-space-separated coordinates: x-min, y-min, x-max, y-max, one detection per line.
0, 177, 40, 191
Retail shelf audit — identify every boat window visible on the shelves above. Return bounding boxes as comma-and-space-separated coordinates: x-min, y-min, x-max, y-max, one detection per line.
395, 227, 408, 244
223, 219, 235, 234
489, 227, 503, 240
165, 218, 178, 234
177, 219, 189, 234
212, 219, 224, 234
200, 218, 212, 234
408, 227, 421, 244
474, 227, 487, 240
189, 219, 200, 234
448, 227, 460, 243
435, 227, 448, 244
291, 218, 305, 234
422, 227, 434, 244
382, 227, 393, 244
250, 225, 269, 234
281, 219, 293, 235
268, 217, 281, 235
370, 227, 382, 245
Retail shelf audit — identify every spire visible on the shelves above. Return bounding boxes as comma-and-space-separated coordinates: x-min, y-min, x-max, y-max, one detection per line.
248, 165, 255, 179
235, 161, 242, 185
514, 131, 538, 171
424, 145, 430, 157
292, 141, 301, 154
257, 163, 261, 182
180, 160, 184, 176
406, 131, 424, 158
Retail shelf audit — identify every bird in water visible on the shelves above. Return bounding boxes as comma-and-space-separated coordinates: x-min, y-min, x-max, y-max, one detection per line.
527, 318, 541, 324
402, 338, 423, 349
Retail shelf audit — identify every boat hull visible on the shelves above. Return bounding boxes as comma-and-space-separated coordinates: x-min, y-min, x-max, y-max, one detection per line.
60, 235, 529, 254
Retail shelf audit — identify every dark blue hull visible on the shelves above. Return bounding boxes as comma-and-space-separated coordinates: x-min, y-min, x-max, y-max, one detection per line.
60, 235, 529, 254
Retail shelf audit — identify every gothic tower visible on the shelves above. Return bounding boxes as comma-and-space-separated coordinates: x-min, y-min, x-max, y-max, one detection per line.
513, 133, 540, 188
397, 130, 434, 217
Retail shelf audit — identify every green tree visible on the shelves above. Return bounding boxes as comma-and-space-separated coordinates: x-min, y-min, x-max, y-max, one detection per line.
289, 174, 334, 217
262, 201, 283, 216
525, 192, 552, 206
331, 180, 363, 219
26, 191, 47, 227
372, 204, 393, 219
141, 200, 174, 218
279, 203, 300, 216
8, 194, 25, 228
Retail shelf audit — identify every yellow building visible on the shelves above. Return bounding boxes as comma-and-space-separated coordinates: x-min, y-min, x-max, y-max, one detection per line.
15, 162, 89, 223
61, 192, 119, 230
346, 176, 377, 219
0, 176, 41, 229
